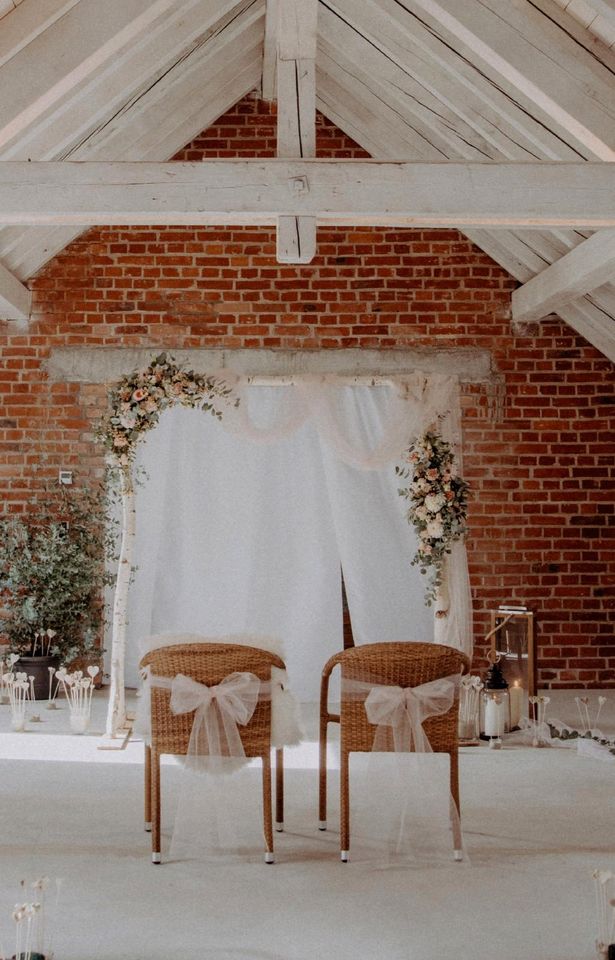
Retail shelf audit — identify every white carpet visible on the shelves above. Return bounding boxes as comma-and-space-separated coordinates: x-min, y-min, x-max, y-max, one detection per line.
0, 691, 613, 960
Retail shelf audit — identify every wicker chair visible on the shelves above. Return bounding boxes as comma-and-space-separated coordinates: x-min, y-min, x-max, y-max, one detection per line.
140, 642, 286, 864
318, 641, 470, 862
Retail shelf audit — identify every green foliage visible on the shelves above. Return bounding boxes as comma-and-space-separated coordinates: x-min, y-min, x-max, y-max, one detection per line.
547, 722, 615, 756
0, 483, 117, 664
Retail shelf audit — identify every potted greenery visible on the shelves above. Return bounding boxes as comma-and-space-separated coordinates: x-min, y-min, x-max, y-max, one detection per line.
0, 482, 115, 699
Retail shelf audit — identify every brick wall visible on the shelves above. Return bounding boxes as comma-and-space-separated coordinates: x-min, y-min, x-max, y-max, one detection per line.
1, 95, 613, 685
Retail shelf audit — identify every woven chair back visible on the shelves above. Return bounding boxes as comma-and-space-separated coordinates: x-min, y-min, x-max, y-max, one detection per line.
140, 643, 285, 759
339, 641, 470, 754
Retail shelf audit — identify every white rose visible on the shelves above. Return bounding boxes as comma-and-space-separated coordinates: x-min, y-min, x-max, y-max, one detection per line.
426, 519, 444, 538
424, 493, 445, 512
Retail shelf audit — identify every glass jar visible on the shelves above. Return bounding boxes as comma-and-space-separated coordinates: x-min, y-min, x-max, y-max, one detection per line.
480, 659, 510, 740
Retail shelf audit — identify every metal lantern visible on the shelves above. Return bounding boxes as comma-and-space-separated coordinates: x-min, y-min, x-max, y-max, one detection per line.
480, 655, 510, 742
488, 606, 535, 725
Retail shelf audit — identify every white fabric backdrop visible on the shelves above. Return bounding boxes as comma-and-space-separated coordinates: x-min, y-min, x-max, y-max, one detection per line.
124, 383, 451, 698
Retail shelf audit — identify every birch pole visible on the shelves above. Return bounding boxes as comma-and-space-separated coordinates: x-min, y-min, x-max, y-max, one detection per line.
105, 469, 136, 738
433, 556, 450, 646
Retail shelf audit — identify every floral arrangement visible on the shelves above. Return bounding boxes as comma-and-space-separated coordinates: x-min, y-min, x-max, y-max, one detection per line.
397, 430, 469, 606
96, 353, 238, 474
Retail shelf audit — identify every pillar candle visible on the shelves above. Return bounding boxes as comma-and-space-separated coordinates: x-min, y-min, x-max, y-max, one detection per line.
484, 697, 507, 737
509, 681, 523, 728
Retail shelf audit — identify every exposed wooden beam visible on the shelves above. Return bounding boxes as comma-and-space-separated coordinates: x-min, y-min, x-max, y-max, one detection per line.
0, 49, 263, 281
0, 0, 248, 159
0, 1, 263, 279
276, 0, 317, 263
2, 160, 615, 228
325, 0, 584, 161
467, 229, 615, 362
512, 228, 615, 324
589, 0, 615, 27
0, 0, 81, 70
261, 0, 277, 101
0, 258, 30, 319
406, 0, 615, 159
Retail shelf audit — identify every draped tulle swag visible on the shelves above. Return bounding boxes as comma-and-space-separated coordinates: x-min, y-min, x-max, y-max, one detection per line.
104, 365, 473, 735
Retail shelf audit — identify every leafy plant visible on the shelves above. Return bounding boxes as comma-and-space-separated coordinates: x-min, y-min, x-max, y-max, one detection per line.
0, 483, 117, 664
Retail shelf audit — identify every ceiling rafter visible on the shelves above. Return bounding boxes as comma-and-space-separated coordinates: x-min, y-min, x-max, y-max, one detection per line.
0, 258, 30, 320
512, 229, 615, 324
404, 0, 615, 158
1, 159, 615, 227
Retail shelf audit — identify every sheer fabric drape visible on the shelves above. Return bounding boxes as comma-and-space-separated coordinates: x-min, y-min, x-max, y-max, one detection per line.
124, 376, 472, 696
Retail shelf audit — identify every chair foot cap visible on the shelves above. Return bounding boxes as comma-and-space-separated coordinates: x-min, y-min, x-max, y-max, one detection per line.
318, 820, 327, 831
144, 822, 152, 833
454, 850, 463, 862
341, 850, 349, 862
265, 852, 275, 864
275, 822, 283, 832
152, 852, 161, 864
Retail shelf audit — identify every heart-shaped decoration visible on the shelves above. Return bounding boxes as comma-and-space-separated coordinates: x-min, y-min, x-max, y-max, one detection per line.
87, 665, 100, 679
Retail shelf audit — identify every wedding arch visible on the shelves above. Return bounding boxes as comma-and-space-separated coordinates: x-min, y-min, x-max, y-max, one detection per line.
100, 354, 471, 738
98, 353, 238, 737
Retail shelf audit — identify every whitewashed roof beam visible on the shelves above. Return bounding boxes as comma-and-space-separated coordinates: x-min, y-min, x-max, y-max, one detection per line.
0, 38, 263, 279
0, 0, 253, 161
261, 0, 278, 101
318, 27, 487, 160
512, 229, 615, 324
3, 160, 615, 227
0, 259, 30, 320
317, 52, 443, 159
0, 0, 80, 69
275, 0, 317, 263
405, 0, 615, 159
324, 0, 586, 161
466, 229, 615, 361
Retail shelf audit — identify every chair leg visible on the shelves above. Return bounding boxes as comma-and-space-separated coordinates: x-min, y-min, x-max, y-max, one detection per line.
275, 748, 284, 832
318, 687, 329, 831
151, 748, 161, 864
144, 744, 152, 832
340, 748, 349, 861
450, 749, 463, 861
262, 752, 274, 863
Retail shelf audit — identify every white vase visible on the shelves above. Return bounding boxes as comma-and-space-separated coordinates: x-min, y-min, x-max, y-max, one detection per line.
69, 711, 90, 735
10, 707, 26, 731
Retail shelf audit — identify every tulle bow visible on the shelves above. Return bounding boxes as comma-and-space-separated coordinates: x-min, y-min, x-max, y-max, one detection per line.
361, 675, 460, 754
170, 671, 261, 766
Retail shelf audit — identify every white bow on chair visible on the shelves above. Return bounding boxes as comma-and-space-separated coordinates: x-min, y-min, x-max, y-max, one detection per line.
169, 671, 262, 771
343, 673, 464, 862
363, 675, 459, 754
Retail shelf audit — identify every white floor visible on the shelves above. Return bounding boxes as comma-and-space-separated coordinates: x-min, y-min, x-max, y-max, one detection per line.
0, 690, 614, 960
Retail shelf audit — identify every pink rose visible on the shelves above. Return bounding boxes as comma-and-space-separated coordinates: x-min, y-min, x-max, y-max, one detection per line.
132, 388, 147, 402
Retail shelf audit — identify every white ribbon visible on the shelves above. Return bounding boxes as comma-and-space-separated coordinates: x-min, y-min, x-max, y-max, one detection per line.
168, 672, 262, 770
343, 673, 465, 862
362, 675, 460, 754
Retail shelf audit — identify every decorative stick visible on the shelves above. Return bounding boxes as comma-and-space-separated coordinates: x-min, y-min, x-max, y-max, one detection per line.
595, 696, 607, 731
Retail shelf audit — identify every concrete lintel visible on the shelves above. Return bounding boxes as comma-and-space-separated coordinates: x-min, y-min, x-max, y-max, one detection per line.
45, 347, 496, 384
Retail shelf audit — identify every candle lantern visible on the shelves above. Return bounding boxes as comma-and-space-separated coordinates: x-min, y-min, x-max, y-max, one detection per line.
480, 655, 510, 742
488, 606, 535, 727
